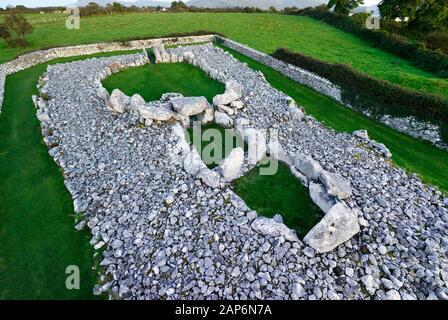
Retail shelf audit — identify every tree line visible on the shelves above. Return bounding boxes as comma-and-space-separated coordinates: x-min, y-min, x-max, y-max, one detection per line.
327, 0, 447, 32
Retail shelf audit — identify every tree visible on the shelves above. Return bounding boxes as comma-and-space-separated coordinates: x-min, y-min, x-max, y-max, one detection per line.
14, 5, 28, 13
379, 0, 448, 31
170, 1, 189, 12
85, 2, 101, 16
112, 2, 126, 13
0, 13, 33, 47
0, 24, 12, 46
327, 0, 364, 15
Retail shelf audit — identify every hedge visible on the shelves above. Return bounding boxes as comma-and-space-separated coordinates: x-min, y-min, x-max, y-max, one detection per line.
294, 8, 448, 78
272, 48, 448, 142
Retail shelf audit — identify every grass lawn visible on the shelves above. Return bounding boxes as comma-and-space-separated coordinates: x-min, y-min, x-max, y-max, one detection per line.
0, 50, 136, 299
0, 13, 446, 99
102, 62, 225, 103
219, 45, 448, 193
233, 163, 323, 238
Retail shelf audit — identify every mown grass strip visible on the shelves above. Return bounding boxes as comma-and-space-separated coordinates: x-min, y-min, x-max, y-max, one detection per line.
102, 62, 225, 103
0, 50, 137, 299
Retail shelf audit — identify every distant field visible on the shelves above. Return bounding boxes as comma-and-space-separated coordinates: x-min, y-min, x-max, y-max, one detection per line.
0, 13, 447, 98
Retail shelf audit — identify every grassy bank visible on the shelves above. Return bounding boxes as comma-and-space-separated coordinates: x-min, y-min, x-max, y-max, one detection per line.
1, 13, 447, 99
0, 51, 132, 299
219, 46, 448, 193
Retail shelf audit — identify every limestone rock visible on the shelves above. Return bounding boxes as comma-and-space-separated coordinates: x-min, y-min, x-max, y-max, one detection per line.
96, 86, 109, 101
304, 203, 360, 253
160, 92, 183, 102
319, 171, 352, 200
174, 112, 190, 127
213, 92, 239, 106
294, 153, 323, 180
353, 129, 369, 140
36, 109, 50, 122
219, 147, 244, 182
171, 96, 209, 116
251, 217, 299, 242
183, 147, 207, 176
217, 104, 235, 115
198, 104, 214, 124
213, 80, 242, 106
214, 111, 233, 128
198, 169, 221, 189
130, 94, 145, 112
230, 100, 244, 110
137, 103, 175, 121
108, 89, 128, 114
238, 128, 266, 165
267, 138, 293, 166
371, 141, 392, 159
226, 80, 243, 98
309, 182, 334, 213
182, 51, 195, 63
108, 62, 121, 73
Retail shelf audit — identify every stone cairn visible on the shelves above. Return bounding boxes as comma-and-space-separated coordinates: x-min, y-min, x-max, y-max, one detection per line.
98, 44, 366, 254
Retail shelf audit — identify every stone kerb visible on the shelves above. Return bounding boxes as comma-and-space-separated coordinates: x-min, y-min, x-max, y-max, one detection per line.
101, 43, 360, 253
0, 34, 215, 113
216, 36, 343, 103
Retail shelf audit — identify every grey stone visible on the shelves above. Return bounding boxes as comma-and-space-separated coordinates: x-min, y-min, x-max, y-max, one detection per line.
198, 169, 221, 189
137, 103, 175, 121
319, 171, 352, 200
171, 96, 209, 116
304, 203, 360, 253
214, 111, 233, 128
251, 217, 299, 242
294, 153, 323, 180
107, 89, 128, 113
309, 182, 334, 213
183, 147, 207, 176
219, 147, 244, 182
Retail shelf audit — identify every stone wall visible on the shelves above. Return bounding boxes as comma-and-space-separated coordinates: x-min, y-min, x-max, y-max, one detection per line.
216, 36, 343, 103
217, 36, 446, 149
0, 34, 215, 114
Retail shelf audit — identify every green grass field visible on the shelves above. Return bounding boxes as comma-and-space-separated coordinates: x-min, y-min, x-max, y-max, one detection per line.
233, 163, 323, 238
0, 51, 136, 299
1, 13, 447, 99
102, 62, 225, 103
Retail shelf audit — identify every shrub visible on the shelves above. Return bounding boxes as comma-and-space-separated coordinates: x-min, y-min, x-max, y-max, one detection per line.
272, 48, 448, 142
293, 7, 448, 78
425, 32, 448, 55
441, 124, 448, 144
0, 13, 33, 48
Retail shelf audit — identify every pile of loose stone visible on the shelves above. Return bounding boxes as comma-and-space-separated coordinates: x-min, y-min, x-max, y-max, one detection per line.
34, 43, 448, 300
